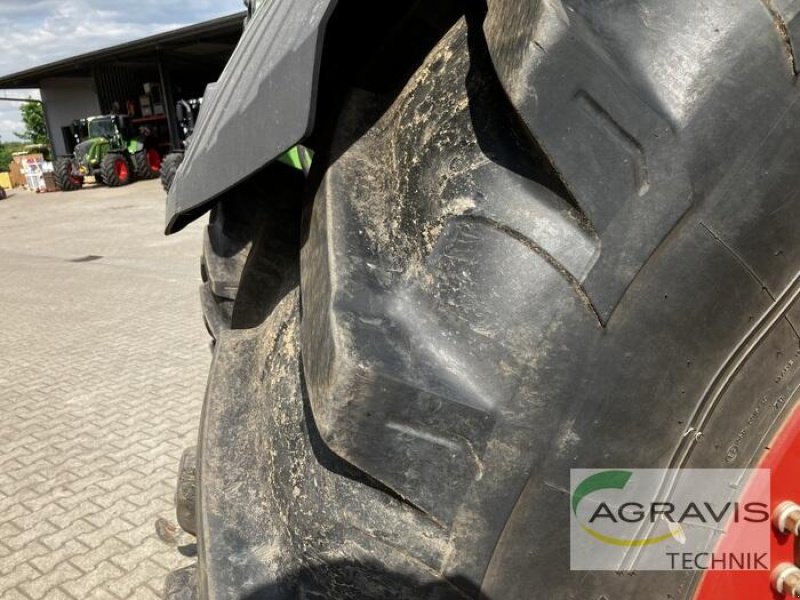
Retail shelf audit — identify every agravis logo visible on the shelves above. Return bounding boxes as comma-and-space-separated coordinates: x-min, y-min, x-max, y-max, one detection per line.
569, 469, 771, 571
572, 470, 683, 547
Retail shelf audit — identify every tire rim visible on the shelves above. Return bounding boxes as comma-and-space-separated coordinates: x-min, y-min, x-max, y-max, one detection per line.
115, 159, 129, 181
63, 161, 82, 186
693, 404, 800, 598
147, 149, 161, 173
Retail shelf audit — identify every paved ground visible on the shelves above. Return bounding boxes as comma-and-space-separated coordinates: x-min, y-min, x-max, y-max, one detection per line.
0, 180, 210, 599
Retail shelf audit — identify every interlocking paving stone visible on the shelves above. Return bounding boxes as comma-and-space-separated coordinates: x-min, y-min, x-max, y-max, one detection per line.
0, 181, 209, 598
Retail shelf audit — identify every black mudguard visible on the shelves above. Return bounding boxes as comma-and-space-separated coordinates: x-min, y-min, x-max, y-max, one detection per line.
164, 0, 337, 234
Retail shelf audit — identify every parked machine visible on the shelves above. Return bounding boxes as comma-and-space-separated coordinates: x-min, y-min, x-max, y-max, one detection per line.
159, 99, 199, 192
53, 115, 160, 191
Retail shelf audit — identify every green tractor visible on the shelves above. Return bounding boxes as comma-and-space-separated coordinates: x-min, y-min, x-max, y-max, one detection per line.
54, 114, 161, 191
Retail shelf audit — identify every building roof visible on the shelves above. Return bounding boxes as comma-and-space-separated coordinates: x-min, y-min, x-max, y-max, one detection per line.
0, 12, 245, 89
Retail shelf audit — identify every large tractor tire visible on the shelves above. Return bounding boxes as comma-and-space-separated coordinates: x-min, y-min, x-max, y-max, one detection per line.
54, 157, 82, 191
160, 152, 183, 192
132, 148, 161, 180
197, 171, 298, 343
100, 153, 132, 187
177, 3, 800, 599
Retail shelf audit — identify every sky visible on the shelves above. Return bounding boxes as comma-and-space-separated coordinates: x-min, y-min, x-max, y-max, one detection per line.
0, 0, 243, 143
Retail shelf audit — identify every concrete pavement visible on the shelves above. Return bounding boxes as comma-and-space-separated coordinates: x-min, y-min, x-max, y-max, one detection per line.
0, 180, 210, 599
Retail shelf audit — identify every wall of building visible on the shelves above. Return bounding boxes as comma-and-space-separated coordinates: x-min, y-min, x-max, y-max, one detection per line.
40, 77, 101, 156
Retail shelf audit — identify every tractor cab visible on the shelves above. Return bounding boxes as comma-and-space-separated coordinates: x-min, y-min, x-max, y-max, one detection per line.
70, 119, 89, 146
85, 115, 135, 148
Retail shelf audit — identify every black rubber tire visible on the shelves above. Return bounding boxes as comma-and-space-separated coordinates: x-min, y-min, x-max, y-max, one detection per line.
175, 447, 197, 536
160, 152, 183, 192
131, 149, 160, 180
197, 168, 301, 343
187, 4, 800, 599
99, 153, 131, 187
199, 207, 246, 342
54, 157, 82, 191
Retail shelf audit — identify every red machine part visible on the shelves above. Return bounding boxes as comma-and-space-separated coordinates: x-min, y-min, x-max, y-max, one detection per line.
115, 159, 129, 182
694, 406, 800, 599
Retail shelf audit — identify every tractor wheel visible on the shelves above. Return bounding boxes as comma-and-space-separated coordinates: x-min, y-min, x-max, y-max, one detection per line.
132, 148, 161, 180
174, 4, 800, 599
100, 153, 131, 187
197, 169, 296, 344
160, 152, 183, 192
54, 157, 82, 191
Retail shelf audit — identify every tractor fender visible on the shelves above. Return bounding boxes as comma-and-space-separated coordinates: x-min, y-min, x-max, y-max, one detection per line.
165, 0, 337, 234
127, 139, 145, 154
86, 138, 110, 167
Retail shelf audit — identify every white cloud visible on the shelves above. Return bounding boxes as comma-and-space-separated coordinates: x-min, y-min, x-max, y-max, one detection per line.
0, 0, 242, 142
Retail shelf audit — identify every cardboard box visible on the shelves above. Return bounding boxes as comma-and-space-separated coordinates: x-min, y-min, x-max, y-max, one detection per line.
42, 172, 58, 192
8, 160, 25, 187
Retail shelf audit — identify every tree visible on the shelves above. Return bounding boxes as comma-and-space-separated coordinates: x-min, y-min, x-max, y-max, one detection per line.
0, 138, 11, 172
14, 100, 49, 145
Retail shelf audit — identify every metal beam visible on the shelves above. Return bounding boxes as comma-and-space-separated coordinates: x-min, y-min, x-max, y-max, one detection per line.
157, 54, 180, 150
